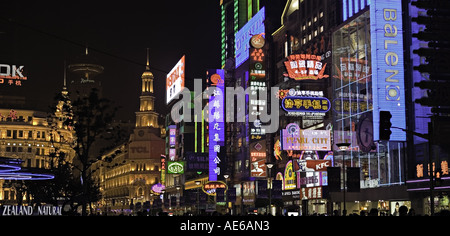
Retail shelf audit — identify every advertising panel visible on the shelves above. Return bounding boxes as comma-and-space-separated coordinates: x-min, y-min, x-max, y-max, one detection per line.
281, 124, 331, 151
167, 161, 185, 174
208, 69, 225, 181
166, 56, 185, 104
284, 161, 296, 190
0, 64, 27, 86
235, 7, 265, 68
284, 54, 329, 80
370, 1, 406, 141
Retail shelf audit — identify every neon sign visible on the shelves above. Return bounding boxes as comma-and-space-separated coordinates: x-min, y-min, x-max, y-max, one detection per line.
167, 161, 185, 174
281, 123, 331, 151
202, 181, 227, 196
370, 1, 406, 141
284, 54, 329, 80
282, 96, 331, 113
208, 69, 225, 181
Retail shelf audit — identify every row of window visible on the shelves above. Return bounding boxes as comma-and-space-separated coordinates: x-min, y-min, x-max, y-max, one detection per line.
5, 146, 49, 155
2, 130, 47, 140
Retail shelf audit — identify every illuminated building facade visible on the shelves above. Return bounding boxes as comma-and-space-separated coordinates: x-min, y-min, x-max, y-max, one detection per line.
219, 0, 285, 215
91, 52, 165, 215
0, 100, 76, 204
329, 0, 410, 215
271, 0, 340, 216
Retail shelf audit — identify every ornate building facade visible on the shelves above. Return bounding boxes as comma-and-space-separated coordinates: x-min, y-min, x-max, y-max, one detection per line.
0, 83, 76, 204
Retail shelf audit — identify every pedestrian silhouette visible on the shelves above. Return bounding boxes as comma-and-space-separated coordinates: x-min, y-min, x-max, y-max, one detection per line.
399, 205, 408, 216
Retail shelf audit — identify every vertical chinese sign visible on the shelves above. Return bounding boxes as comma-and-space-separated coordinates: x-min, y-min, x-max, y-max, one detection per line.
249, 46, 268, 178
169, 125, 177, 161
208, 69, 225, 181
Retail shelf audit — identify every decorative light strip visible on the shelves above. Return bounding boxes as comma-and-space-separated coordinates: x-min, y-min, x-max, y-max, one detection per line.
0, 158, 54, 180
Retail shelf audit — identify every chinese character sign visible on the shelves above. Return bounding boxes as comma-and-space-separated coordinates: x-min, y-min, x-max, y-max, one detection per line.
208, 69, 225, 181
284, 54, 329, 81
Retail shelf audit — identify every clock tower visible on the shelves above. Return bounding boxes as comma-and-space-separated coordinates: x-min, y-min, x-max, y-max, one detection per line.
135, 49, 159, 132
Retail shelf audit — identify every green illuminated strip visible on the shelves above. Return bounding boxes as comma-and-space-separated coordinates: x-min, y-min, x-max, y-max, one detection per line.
248, 0, 253, 21
234, 0, 239, 33
195, 114, 198, 153
221, 4, 226, 67
202, 109, 205, 153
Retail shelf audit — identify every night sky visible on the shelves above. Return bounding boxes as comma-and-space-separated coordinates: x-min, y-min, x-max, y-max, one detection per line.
0, 0, 221, 122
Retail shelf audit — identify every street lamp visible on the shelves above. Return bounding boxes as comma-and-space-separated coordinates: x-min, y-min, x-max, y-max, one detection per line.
223, 175, 230, 214
176, 186, 181, 215
195, 181, 201, 215
336, 142, 351, 216
266, 163, 274, 215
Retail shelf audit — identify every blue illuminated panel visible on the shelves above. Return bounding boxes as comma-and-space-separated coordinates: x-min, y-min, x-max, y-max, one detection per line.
208, 69, 225, 181
370, 0, 406, 141
235, 7, 265, 69
343, 0, 369, 21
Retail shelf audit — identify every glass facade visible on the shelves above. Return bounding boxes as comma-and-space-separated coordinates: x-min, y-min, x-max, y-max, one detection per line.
332, 11, 405, 189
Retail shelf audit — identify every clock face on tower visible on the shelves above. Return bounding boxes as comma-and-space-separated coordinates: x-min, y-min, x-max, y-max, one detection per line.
357, 113, 375, 153
138, 130, 145, 137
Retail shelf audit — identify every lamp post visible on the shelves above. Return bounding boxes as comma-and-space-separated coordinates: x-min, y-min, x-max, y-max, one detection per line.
195, 180, 201, 215
266, 163, 274, 215
176, 186, 181, 215
224, 175, 230, 214
336, 142, 351, 216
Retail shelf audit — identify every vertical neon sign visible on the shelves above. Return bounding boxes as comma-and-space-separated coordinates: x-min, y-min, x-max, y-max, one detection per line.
208, 69, 225, 181
370, 0, 406, 141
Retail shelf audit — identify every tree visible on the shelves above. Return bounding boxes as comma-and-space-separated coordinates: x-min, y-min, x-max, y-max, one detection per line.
68, 88, 118, 216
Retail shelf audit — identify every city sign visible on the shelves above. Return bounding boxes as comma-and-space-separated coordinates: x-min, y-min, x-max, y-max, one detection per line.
151, 183, 166, 194
208, 69, 225, 181
282, 96, 331, 115
281, 123, 331, 151
284, 161, 296, 190
167, 161, 185, 174
284, 54, 329, 80
166, 55, 185, 104
202, 181, 227, 196
235, 7, 265, 68
370, 0, 406, 141
0, 64, 27, 86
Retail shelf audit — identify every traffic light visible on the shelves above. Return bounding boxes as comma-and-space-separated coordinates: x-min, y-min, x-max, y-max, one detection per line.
379, 111, 392, 141
412, 0, 450, 113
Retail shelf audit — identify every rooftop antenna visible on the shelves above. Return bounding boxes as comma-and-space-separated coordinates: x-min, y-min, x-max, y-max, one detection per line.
146, 48, 150, 70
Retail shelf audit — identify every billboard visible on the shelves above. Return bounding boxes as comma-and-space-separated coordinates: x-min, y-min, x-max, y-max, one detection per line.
166, 56, 185, 104
0, 64, 27, 86
370, 1, 406, 141
284, 54, 329, 80
167, 161, 185, 174
235, 7, 265, 68
281, 123, 331, 151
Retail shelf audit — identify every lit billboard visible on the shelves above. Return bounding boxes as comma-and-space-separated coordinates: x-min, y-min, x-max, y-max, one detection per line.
208, 69, 225, 181
235, 7, 265, 68
166, 56, 185, 104
370, 1, 406, 141
0, 64, 27, 86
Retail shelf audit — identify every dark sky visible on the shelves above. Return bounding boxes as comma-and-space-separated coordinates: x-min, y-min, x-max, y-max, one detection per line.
0, 0, 221, 122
